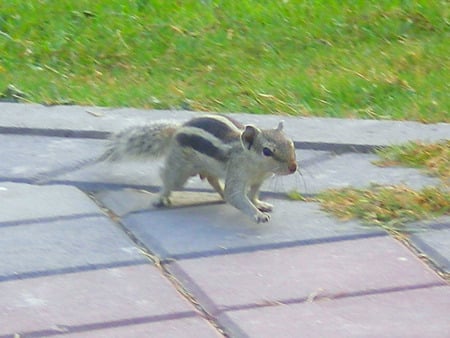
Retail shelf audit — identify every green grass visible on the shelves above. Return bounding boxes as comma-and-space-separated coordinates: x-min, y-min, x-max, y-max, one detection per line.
375, 140, 450, 185
317, 185, 449, 230
1, 1, 449, 121
289, 140, 449, 228
289, 184, 450, 230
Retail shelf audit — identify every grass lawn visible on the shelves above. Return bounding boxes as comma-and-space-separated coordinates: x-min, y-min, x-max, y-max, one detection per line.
306, 140, 450, 229
317, 185, 449, 231
0, 1, 448, 122
375, 140, 450, 184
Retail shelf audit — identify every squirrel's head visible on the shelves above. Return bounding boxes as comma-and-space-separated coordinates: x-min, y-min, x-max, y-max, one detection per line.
240, 121, 297, 175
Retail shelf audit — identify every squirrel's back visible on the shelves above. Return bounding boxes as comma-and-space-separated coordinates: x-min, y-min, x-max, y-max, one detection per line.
98, 114, 297, 223
100, 122, 180, 161
101, 115, 244, 162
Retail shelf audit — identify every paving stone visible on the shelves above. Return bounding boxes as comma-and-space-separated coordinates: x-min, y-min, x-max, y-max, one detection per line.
1, 103, 448, 337
0, 134, 105, 181
221, 285, 450, 338
410, 226, 450, 273
119, 200, 385, 260
270, 152, 440, 194
232, 112, 450, 147
48, 318, 221, 338
53, 150, 328, 192
49, 150, 315, 192
0, 216, 146, 281
54, 155, 299, 194
55, 159, 165, 189
1, 103, 449, 147
92, 142, 431, 195
0, 264, 220, 337
55, 148, 438, 195
0, 102, 196, 134
0, 182, 102, 224
167, 236, 444, 313
94, 189, 222, 217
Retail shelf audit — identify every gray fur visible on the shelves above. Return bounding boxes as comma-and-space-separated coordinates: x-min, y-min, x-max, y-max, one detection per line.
184, 115, 242, 142
100, 123, 180, 161
101, 116, 297, 223
176, 132, 230, 162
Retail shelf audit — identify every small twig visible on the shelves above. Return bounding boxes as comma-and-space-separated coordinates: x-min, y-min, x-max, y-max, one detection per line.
339, 66, 370, 81
44, 64, 69, 79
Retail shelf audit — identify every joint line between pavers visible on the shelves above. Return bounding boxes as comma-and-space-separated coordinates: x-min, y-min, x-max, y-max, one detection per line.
294, 141, 382, 154
87, 192, 172, 263
0, 260, 148, 283
162, 231, 388, 262
298, 151, 335, 169
57, 181, 162, 193
287, 281, 447, 305
0, 126, 384, 154
218, 282, 447, 315
88, 194, 230, 337
409, 236, 450, 273
0, 126, 110, 139
423, 221, 450, 231
164, 262, 230, 336
0, 310, 198, 338
31, 157, 101, 185
0, 212, 104, 229
0, 177, 34, 185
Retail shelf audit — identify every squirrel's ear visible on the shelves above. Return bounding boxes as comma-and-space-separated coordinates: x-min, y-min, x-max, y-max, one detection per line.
241, 125, 260, 150
276, 121, 284, 131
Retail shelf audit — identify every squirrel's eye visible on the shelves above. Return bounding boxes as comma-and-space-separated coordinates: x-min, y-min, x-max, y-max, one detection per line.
263, 147, 274, 157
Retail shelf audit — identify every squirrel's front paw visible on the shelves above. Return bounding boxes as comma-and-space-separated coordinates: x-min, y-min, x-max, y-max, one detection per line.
153, 197, 171, 208
254, 200, 273, 212
254, 211, 271, 223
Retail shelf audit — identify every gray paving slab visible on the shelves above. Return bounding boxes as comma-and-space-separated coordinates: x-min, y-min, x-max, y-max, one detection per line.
0, 264, 220, 338
1, 103, 448, 337
53, 158, 165, 189
410, 225, 450, 273
221, 285, 450, 338
48, 318, 221, 338
167, 236, 444, 314
267, 151, 440, 193
52, 148, 438, 197
0, 182, 102, 224
1, 103, 449, 147
0, 134, 105, 182
0, 216, 146, 281
47, 150, 320, 191
0, 102, 196, 134
115, 198, 385, 260
232, 112, 450, 147
93, 189, 222, 217
45, 150, 313, 192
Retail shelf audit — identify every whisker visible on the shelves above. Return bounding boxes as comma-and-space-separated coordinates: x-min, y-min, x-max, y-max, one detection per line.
296, 167, 309, 194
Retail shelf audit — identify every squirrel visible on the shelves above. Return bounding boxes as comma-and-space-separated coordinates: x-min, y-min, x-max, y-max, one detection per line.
101, 114, 298, 223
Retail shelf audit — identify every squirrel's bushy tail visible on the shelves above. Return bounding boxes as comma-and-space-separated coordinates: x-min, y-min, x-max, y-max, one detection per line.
100, 122, 180, 161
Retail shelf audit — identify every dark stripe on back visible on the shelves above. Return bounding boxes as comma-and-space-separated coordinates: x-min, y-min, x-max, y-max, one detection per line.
176, 133, 228, 162
184, 116, 241, 143
221, 115, 244, 129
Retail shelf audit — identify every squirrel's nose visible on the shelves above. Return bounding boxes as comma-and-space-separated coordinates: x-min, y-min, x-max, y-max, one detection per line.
288, 162, 297, 173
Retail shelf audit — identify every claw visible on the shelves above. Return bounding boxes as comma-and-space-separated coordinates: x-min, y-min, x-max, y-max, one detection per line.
254, 212, 271, 223
153, 197, 171, 208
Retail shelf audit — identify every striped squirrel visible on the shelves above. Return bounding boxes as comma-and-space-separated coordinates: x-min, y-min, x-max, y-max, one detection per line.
102, 115, 298, 223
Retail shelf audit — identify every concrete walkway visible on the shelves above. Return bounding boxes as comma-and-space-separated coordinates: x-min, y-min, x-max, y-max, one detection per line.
0, 102, 449, 337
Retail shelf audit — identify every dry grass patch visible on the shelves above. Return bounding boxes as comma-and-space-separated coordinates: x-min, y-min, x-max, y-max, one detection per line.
289, 140, 449, 228
374, 140, 449, 185
317, 185, 449, 230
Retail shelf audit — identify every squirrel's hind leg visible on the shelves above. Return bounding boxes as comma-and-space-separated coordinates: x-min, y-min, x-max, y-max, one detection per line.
154, 148, 195, 207
201, 174, 224, 199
